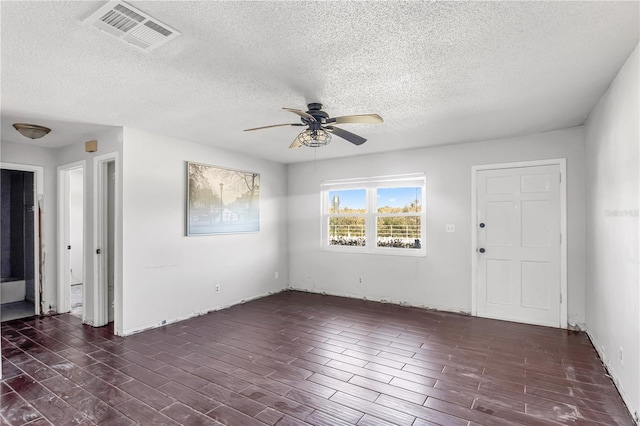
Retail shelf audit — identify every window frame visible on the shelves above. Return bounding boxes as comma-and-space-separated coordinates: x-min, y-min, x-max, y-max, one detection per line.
321, 174, 426, 257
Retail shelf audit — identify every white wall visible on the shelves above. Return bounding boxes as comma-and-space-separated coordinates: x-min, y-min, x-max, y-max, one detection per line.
584, 44, 639, 419
288, 126, 586, 326
120, 128, 288, 335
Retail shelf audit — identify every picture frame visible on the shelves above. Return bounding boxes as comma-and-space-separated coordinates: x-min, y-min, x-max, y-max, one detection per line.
186, 162, 260, 235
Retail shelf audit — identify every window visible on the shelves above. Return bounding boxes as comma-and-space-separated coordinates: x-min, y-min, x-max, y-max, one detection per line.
328, 189, 366, 246
322, 174, 426, 256
376, 187, 422, 249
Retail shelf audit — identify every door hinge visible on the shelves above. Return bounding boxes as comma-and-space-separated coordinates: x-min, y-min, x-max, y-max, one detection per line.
559, 173, 562, 183
560, 233, 562, 244
560, 293, 563, 303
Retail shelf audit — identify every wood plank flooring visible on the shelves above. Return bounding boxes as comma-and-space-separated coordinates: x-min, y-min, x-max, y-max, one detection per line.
1, 290, 634, 425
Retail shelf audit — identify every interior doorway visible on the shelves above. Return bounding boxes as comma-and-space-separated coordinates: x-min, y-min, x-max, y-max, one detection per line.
57, 162, 85, 318
93, 153, 118, 329
1, 164, 42, 322
106, 161, 115, 324
471, 159, 568, 328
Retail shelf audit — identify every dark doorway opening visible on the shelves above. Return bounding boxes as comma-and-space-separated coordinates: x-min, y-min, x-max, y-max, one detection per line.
1, 169, 36, 321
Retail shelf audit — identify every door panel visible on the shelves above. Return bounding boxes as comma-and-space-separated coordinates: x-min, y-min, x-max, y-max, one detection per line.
521, 174, 550, 193
486, 176, 513, 194
486, 201, 513, 246
521, 261, 550, 309
477, 164, 561, 327
521, 200, 551, 247
486, 259, 512, 305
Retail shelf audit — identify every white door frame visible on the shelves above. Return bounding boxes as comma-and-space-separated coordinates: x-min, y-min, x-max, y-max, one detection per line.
1, 162, 44, 316
93, 152, 120, 329
471, 158, 568, 328
57, 160, 85, 315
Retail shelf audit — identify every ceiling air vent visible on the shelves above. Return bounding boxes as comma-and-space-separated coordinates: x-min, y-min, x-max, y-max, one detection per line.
83, 1, 180, 52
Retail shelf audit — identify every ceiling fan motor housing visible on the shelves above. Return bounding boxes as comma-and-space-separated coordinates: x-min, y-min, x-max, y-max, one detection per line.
306, 103, 329, 123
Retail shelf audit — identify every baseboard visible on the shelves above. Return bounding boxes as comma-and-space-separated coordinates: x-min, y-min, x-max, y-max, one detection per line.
567, 322, 586, 332
287, 285, 471, 316
120, 288, 289, 336
584, 329, 639, 424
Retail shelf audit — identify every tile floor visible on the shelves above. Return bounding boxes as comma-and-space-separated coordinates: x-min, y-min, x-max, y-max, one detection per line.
0, 291, 635, 425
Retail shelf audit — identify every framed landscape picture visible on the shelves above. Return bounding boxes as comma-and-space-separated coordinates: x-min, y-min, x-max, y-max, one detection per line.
186, 162, 260, 235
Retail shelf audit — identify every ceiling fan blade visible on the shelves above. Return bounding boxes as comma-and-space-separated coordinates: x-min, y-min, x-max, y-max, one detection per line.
289, 133, 304, 149
244, 123, 304, 132
283, 108, 317, 122
325, 126, 367, 146
327, 114, 383, 124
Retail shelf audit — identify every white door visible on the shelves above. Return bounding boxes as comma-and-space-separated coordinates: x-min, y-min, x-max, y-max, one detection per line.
93, 154, 117, 328
476, 165, 561, 327
107, 161, 115, 323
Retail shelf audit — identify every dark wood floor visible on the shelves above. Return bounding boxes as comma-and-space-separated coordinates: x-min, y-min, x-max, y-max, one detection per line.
1, 290, 634, 425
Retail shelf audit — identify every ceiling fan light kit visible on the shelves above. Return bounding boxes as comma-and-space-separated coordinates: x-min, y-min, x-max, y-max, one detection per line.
297, 129, 332, 148
244, 103, 383, 149
12, 123, 51, 139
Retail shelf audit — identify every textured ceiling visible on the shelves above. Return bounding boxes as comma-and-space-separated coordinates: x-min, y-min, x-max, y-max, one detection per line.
1, 1, 638, 164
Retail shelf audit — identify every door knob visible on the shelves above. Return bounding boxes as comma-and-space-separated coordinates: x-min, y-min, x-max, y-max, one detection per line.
478, 248, 485, 253
479, 223, 485, 228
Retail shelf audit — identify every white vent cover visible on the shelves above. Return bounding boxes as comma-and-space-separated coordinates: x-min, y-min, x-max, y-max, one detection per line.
83, 1, 180, 51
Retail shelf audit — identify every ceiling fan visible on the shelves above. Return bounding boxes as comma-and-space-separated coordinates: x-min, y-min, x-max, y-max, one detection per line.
244, 103, 383, 149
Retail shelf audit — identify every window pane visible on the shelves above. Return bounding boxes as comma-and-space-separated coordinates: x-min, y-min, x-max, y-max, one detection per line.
329, 189, 366, 214
376, 187, 422, 213
377, 216, 421, 249
329, 217, 366, 246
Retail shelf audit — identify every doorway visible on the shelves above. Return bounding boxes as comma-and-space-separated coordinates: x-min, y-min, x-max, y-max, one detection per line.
93, 153, 118, 328
1, 165, 42, 322
471, 159, 567, 328
106, 161, 115, 324
57, 162, 85, 318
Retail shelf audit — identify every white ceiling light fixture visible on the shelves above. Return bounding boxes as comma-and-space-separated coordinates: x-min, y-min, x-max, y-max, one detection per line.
83, 1, 181, 52
12, 123, 51, 139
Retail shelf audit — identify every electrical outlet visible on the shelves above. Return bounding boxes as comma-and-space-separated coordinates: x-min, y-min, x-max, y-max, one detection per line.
446, 224, 455, 232
215, 284, 220, 293
357, 276, 363, 284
